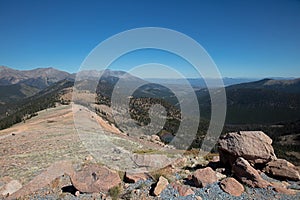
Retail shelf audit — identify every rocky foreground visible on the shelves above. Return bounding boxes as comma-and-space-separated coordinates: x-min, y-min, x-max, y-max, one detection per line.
1, 129, 299, 199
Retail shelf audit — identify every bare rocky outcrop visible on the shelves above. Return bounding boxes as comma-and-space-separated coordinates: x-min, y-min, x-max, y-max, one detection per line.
265, 159, 300, 181
220, 177, 244, 196
70, 164, 121, 193
192, 167, 218, 187
232, 157, 270, 188
218, 131, 276, 166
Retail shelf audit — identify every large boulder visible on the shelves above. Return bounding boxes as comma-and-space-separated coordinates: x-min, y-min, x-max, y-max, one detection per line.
192, 167, 218, 187
70, 164, 121, 193
220, 177, 244, 196
218, 131, 276, 166
265, 159, 300, 181
232, 157, 270, 188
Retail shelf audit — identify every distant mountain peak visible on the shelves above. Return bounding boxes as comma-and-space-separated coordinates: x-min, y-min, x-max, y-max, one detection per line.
0, 66, 71, 88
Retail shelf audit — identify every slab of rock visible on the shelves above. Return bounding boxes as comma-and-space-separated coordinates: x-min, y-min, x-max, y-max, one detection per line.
0, 179, 22, 197
232, 157, 270, 188
70, 164, 121, 193
218, 131, 276, 166
124, 172, 151, 183
271, 183, 297, 195
192, 167, 218, 187
220, 177, 244, 196
171, 182, 194, 196
265, 159, 300, 181
132, 154, 172, 169
153, 176, 169, 196
7, 160, 74, 200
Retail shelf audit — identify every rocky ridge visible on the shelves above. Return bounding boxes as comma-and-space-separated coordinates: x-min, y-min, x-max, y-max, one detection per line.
1, 130, 299, 200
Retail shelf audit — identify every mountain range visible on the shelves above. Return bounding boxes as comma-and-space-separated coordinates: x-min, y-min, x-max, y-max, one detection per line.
1, 66, 300, 128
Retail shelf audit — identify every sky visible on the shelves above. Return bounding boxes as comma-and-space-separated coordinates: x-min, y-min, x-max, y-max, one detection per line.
0, 0, 300, 78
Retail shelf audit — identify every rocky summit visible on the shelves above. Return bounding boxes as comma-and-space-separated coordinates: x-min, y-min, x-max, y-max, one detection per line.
0, 103, 299, 199
1, 117, 299, 200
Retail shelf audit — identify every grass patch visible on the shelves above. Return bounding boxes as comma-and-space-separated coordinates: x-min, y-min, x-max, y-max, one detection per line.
108, 185, 122, 200
149, 166, 174, 183
118, 171, 125, 181
203, 153, 219, 161
133, 149, 158, 154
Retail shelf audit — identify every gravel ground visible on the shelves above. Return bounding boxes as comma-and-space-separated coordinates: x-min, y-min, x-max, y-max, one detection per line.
18, 174, 300, 200
160, 182, 300, 200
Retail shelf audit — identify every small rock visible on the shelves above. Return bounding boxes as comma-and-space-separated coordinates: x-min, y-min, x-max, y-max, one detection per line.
75, 190, 80, 196
195, 196, 202, 200
85, 155, 94, 161
215, 168, 226, 173
171, 182, 194, 196
220, 177, 244, 196
192, 167, 218, 187
153, 176, 169, 196
112, 148, 121, 154
216, 172, 227, 181
150, 134, 161, 142
265, 159, 300, 181
232, 157, 270, 188
111, 156, 120, 161
124, 172, 151, 183
212, 155, 220, 162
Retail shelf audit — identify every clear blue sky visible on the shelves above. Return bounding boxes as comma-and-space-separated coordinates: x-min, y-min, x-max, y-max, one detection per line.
0, 0, 299, 78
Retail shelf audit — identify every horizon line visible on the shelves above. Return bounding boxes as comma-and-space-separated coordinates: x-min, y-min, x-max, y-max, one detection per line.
1, 65, 298, 80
